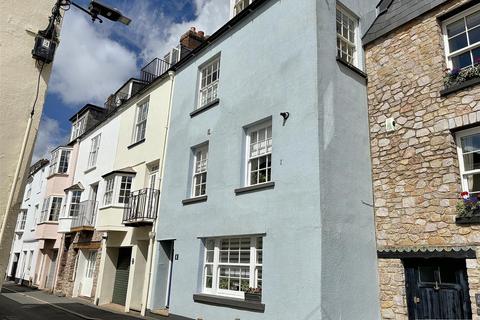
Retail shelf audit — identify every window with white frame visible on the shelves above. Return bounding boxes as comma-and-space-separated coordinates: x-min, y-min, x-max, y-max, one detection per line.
69, 191, 82, 216
26, 182, 32, 199
49, 149, 71, 175
17, 210, 27, 231
443, 6, 480, 69
336, 5, 358, 65
202, 236, 263, 298
233, 0, 253, 16
118, 176, 133, 204
457, 127, 480, 197
71, 115, 87, 141
39, 197, 62, 222
88, 134, 101, 168
103, 177, 115, 205
246, 121, 272, 186
198, 58, 220, 108
133, 101, 149, 143
192, 145, 208, 197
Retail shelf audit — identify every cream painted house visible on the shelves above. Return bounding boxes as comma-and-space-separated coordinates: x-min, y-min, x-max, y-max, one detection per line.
94, 71, 174, 313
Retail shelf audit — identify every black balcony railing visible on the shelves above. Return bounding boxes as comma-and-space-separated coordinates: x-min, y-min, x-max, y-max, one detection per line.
141, 58, 171, 83
71, 200, 97, 230
123, 188, 159, 225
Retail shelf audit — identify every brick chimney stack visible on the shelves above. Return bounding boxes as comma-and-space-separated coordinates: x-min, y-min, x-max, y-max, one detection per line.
180, 27, 207, 51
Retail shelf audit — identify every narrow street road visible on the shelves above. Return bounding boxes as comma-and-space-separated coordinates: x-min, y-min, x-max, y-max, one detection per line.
0, 282, 150, 320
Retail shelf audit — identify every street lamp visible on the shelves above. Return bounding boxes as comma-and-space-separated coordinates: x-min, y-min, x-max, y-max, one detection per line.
32, 0, 131, 64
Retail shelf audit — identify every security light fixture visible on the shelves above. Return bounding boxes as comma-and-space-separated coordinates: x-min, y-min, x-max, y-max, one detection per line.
88, 0, 131, 25
32, 0, 131, 64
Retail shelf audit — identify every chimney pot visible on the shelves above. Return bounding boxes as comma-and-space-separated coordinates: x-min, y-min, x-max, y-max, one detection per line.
190, 27, 196, 32
198, 31, 205, 37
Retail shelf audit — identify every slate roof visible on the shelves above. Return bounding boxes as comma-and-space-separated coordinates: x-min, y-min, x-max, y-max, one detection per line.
363, 0, 449, 45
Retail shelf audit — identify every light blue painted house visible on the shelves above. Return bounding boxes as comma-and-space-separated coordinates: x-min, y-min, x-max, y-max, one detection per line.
149, 0, 381, 319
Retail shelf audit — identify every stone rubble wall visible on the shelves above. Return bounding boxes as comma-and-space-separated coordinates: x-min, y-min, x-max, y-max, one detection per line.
365, 0, 480, 318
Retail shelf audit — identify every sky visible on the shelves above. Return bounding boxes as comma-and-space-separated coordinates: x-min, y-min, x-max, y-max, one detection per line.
33, 0, 230, 162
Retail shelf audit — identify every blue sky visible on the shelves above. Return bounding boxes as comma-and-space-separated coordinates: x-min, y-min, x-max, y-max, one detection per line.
33, 0, 229, 162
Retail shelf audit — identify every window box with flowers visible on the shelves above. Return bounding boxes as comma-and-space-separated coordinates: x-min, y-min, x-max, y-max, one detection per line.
441, 60, 480, 96
456, 192, 480, 224
244, 287, 262, 302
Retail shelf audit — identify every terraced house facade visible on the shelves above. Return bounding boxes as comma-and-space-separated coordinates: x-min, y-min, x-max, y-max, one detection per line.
364, 0, 480, 319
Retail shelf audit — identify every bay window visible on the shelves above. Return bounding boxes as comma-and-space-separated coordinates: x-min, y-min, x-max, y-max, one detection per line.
69, 190, 82, 217
202, 236, 263, 299
39, 197, 63, 222
102, 174, 134, 206
49, 148, 71, 176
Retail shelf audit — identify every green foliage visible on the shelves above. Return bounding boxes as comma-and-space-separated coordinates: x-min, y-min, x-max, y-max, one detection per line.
444, 63, 480, 89
456, 199, 480, 218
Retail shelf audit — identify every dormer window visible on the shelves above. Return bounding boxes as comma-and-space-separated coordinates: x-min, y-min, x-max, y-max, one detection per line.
71, 115, 87, 141
233, 0, 253, 16
49, 148, 71, 176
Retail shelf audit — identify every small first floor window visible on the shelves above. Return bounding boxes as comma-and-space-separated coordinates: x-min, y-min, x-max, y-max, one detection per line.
457, 127, 480, 197
118, 176, 133, 204
69, 191, 82, 217
192, 145, 208, 197
202, 236, 263, 299
103, 177, 114, 205
17, 210, 27, 230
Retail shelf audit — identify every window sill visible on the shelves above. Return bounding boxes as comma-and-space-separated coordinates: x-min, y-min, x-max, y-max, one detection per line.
234, 182, 275, 195
190, 98, 220, 118
182, 195, 208, 205
440, 77, 480, 97
84, 166, 96, 174
37, 221, 59, 225
127, 138, 146, 149
193, 293, 265, 312
99, 204, 126, 210
336, 57, 367, 79
47, 173, 69, 179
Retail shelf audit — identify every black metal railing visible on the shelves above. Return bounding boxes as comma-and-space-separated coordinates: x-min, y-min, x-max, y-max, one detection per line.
141, 58, 171, 83
71, 200, 97, 229
123, 188, 159, 224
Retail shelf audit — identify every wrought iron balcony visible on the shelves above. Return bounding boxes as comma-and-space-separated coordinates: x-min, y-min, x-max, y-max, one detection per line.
71, 200, 97, 232
141, 58, 171, 83
123, 188, 159, 226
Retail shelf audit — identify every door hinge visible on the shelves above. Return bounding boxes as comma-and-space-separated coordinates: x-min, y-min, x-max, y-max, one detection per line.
414, 296, 420, 304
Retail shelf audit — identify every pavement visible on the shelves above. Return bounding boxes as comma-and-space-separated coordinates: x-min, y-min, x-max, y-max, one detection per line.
0, 282, 175, 320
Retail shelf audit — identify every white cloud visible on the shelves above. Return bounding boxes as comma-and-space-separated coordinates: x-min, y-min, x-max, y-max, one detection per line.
48, 0, 229, 106
49, 10, 138, 106
32, 116, 68, 163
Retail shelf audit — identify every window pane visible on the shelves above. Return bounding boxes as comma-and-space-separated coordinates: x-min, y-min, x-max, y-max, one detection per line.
473, 47, 480, 62
465, 173, 480, 193
467, 11, 480, 30
452, 51, 472, 68
419, 266, 436, 283
206, 251, 214, 263
447, 19, 466, 37
461, 134, 480, 152
439, 265, 458, 284
468, 26, 480, 45
449, 33, 468, 52
206, 239, 214, 250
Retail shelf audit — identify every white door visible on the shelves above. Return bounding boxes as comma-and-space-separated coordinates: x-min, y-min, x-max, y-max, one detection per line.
80, 250, 97, 297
